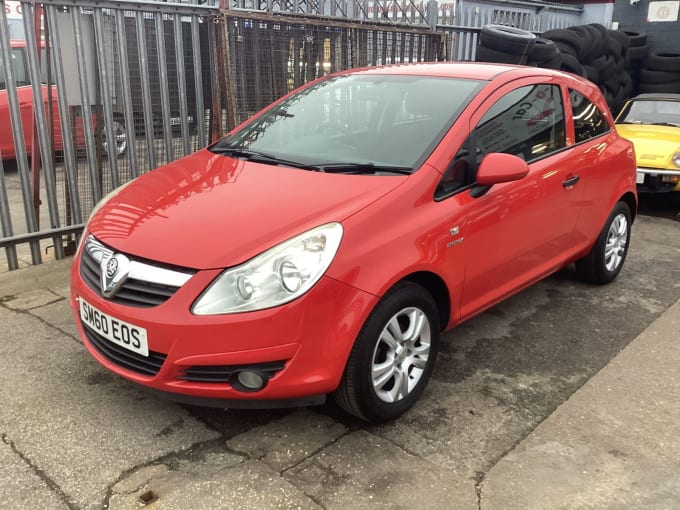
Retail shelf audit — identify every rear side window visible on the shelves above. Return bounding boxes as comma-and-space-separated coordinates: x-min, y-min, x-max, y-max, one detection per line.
569, 89, 609, 143
0, 48, 30, 90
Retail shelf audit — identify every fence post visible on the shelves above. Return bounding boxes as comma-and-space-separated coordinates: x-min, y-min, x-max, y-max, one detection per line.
428, 0, 438, 30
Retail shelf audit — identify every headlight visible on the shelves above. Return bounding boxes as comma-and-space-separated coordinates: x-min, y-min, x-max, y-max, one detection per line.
673, 152, 680, 167
192, 223, 343, 315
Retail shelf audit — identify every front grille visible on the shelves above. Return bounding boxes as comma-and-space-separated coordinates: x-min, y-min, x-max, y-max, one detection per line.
79, 236, 193, 308
177, 360, 287, 383
83, 323, 167, 376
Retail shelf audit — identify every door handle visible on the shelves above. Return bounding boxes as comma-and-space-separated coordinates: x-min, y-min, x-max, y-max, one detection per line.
562, 175, 580, 188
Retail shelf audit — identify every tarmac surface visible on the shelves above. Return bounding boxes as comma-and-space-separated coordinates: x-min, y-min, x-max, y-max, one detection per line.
1, 212, 679, 509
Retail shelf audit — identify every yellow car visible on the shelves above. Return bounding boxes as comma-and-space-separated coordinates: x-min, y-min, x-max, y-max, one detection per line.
615, 93, 680, 193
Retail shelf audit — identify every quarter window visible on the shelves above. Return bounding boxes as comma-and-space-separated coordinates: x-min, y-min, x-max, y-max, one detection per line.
569, 89, 609, 143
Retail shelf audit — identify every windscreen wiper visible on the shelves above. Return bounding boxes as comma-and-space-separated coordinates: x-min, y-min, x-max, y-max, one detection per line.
313, 162, 413, 175
209, 146, 316, 170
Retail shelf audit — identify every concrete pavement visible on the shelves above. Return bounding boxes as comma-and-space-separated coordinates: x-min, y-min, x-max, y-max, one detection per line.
482, 297, 680, 509
1, 216, 679, 509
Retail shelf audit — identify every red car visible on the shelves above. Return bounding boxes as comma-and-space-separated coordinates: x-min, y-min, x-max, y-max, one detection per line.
1, 40, 126, 161
0, 40, 62, 160
70, 63, 637, 422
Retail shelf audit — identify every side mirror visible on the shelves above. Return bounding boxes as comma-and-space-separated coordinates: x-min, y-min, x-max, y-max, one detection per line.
476, 153, 529, 186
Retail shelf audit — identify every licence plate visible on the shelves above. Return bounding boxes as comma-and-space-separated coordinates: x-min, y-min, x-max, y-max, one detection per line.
636, 172, 645, 184
79, 297, 149, 357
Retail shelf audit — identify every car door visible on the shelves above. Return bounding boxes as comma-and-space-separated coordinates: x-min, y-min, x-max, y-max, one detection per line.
435, 78, 585, 321
566, 87, 622, 240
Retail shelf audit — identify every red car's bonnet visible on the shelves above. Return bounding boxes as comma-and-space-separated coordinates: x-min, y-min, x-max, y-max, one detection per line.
87, 148, 406, 269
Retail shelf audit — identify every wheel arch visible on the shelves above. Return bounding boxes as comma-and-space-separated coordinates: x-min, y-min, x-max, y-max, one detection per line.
619, 191, 637, 222
400, 271, 451, 331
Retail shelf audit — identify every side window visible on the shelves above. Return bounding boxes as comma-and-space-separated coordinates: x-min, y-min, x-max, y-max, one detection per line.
0, 48, 30, 89
569, 89, 609, 143
475, 84, 565, 162
435, 84, 565, 200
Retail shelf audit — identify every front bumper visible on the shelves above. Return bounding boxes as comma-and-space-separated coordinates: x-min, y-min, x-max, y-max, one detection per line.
636, 167, 680, 193
70, 253, 378, 406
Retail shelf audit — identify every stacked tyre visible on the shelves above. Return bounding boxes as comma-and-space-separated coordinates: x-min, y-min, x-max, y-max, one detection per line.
541, 24, 632, 113
623, 30, 649, 94
476, 24, 536, 65
526, 37, 562, 69
638, 51, 680, 93
540, 27, 588, 78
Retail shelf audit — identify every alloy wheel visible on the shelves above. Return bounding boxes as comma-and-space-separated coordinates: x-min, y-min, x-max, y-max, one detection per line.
371, 306, 431, 403
604, 213, 628, 272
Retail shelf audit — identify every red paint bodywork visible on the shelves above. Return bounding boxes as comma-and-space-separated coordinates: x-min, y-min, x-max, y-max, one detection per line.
70, 63, 637, 405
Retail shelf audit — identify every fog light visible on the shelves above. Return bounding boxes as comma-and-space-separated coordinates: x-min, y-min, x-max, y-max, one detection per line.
237, 370, 265, 391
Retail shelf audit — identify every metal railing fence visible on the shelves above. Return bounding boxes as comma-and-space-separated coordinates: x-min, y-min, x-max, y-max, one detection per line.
441, 5, 579, 63
1, 0, 216, 270
217, 11, 444, 129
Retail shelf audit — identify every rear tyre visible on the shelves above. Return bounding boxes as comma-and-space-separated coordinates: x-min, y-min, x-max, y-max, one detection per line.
333, 282, 440, 423
576, 202, 632, 285
103, 118, 128, 159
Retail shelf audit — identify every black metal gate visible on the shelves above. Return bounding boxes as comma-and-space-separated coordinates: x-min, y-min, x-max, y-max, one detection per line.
217, 12, 445, 130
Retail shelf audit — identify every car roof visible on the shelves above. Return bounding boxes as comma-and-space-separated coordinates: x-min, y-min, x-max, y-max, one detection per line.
339, 62, 564, 82
630, 93, 680, 101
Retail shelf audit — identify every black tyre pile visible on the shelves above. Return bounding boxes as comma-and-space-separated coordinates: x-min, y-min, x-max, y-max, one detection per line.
638, 51, 680, 94
474, 23, 643, 114
476, 24, 538, 65
541, 24, 633, 113
622, 29, 649, 95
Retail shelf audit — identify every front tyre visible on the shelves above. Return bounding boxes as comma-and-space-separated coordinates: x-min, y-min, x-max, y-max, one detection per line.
333, 282, 440, 423
576, 201, 632, 284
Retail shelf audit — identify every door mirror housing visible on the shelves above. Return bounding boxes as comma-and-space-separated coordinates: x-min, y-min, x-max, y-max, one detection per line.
476, 153, 529, 186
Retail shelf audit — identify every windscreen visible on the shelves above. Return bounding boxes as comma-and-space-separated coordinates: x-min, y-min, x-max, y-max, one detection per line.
212, 74, 483, 171
618, 99, 680, 127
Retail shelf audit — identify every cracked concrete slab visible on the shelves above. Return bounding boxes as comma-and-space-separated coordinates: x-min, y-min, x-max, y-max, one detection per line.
480, 299, 680, 509
0, 257, 71, 297
109, 457, 321, 509
373, 375, 553, 479
227, 409, 347, 472
0, 308, 220, 510
28, 298, 80, 341
0, 436, 69, 509
284, 430, 477, 509
1, 288, 63, 311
